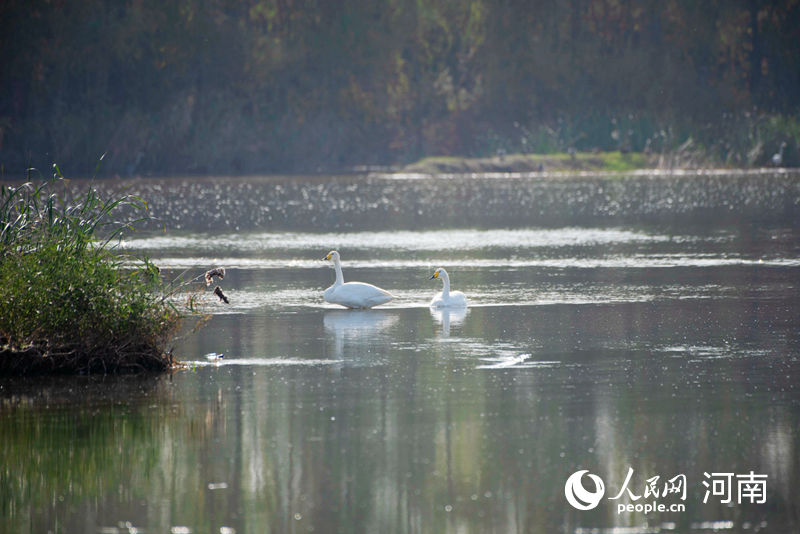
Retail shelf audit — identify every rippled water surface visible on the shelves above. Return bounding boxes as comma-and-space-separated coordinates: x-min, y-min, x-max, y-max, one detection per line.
2, 171, 799, 533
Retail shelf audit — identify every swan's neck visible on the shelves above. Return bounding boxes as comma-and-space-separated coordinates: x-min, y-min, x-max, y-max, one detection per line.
440, 271, 451, 299
333, 258, 344, 286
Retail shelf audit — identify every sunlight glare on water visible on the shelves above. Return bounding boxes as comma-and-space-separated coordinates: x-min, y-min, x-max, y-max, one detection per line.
3, 173, 799, 534
120, 227, 676, 252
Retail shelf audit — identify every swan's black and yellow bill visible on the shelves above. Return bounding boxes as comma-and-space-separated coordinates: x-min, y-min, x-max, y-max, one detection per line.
430, 271, 439, 279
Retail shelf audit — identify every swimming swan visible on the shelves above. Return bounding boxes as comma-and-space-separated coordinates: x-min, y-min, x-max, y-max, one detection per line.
323, 250, 393, 309
429, 268, 467, 308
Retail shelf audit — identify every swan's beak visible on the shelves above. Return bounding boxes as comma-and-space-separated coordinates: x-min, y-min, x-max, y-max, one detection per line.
430, 272, 438, 279
323, 253, 330, 261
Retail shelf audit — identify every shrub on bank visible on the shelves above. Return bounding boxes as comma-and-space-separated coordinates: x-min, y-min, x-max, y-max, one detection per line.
0, 171, 181, 375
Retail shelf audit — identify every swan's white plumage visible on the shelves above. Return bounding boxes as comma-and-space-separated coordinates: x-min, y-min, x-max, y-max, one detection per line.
324, 281, 393, 309
772, 141, 786, 167
429, 268, 467, 308
323, 250, 393, 309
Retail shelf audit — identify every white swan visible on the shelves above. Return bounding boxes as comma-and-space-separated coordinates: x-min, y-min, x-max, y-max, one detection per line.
429, 268, 467, 308
323, 250, 393, 308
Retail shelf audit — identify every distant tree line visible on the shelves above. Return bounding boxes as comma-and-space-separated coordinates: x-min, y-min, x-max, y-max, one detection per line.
1, 0, 798, 176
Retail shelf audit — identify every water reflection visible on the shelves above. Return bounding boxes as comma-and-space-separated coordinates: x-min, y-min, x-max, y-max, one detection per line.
2, 173, 799, 533
0, 375, 181, 533
2, 303, 799, 534
430, 307, 468, 338
323, 309, 399, 361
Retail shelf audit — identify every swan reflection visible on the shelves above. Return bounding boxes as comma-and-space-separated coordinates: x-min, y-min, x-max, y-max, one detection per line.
323, 310, 399, 359
430, 307, 468, 338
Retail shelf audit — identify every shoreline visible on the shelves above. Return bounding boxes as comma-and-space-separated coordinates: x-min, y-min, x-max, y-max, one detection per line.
401, 151, 652, 174
3, 155, 796, 184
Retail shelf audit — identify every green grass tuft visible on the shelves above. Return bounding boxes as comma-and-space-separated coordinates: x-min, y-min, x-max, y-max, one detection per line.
403, 150, 651, 174
0, 171, 183, 375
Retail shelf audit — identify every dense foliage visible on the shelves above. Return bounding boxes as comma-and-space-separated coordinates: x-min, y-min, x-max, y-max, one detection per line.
1, 1, 798, 175
0, 174, 180, 374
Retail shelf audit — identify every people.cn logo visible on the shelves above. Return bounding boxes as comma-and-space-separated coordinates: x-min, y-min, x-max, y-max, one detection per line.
565, 470, 606, 510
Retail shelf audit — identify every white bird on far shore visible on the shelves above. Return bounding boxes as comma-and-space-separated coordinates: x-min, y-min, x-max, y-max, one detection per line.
772, 142, 787, 167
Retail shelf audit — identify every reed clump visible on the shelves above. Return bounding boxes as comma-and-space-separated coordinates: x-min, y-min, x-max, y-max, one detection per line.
0, 169, 181, 375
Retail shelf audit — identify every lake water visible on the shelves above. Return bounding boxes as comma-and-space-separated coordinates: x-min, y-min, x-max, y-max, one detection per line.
2, 171, 799, 533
